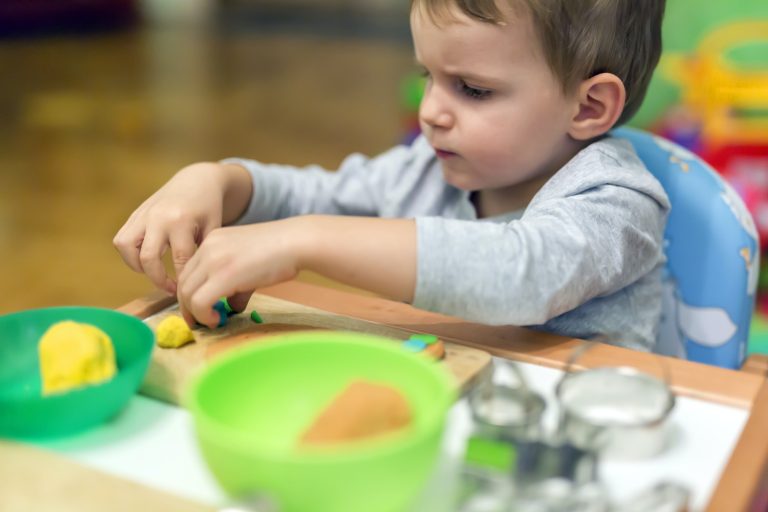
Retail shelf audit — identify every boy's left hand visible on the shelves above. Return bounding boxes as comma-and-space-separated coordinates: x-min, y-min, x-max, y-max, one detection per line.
176, 218, 308, 328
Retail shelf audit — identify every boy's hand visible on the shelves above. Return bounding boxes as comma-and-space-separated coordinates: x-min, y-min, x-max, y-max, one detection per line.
113, 162, 252, 295
176, 219, 308, 328
176, 215, 418, 328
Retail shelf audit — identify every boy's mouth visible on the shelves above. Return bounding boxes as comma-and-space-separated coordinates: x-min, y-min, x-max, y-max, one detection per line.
434, 148, 457, 159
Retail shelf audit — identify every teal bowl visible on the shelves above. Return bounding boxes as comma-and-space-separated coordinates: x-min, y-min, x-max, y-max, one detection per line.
186, 331, 457, 512
0, 306, 154, 438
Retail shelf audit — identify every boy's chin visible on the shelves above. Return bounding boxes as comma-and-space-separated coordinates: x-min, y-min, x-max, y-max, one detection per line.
442, 176, 473, 191
441, 169, 482, 192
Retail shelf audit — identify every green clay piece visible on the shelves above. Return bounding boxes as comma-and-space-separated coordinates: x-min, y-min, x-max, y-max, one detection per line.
221, 297, 234, 314
250, 310, 263, 324
464, 436, 517, 472
409, 334, 438, 345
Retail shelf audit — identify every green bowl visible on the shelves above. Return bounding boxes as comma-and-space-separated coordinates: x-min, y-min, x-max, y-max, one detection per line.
0, 306, 154, 438
186, 331, 457, 512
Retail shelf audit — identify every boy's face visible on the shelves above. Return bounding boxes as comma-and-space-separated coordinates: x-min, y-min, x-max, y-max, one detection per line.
411, 3, 580, 200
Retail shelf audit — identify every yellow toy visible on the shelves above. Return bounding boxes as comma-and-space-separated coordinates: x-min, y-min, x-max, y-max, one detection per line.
38, 321, 117, 395
662, 21, 768, 146
155, 315, 195, 348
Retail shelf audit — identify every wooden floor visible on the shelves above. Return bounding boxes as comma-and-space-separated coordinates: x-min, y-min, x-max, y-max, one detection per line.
0, 11, 414, 314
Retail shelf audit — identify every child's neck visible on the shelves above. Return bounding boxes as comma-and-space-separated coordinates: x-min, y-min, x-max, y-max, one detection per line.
471, 176, 548, 218
472, 138, 591, 219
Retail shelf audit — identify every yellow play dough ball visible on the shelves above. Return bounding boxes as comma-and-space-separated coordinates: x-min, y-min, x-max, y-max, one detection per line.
155, 315, 195, 349
38, 321, 117, 396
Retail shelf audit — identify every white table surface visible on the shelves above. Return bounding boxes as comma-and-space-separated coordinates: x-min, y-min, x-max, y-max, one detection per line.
31, 359, 749, 511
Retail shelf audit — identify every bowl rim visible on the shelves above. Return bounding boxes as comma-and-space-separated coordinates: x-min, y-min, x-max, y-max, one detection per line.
185, 330, 457, 463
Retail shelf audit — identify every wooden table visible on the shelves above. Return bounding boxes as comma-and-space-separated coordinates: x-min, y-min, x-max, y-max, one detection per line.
3, 280, 768, 511
116, 280, 768, 512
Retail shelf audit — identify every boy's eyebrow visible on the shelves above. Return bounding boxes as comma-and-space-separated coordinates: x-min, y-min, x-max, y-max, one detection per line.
415, 58, 506, 87
452, 70, 505, 87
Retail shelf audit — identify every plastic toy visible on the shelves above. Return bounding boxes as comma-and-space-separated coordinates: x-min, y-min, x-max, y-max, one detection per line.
634, 0, 768, 128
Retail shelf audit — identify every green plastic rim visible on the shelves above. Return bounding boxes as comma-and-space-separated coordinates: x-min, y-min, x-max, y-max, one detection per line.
185, 331, 457, 463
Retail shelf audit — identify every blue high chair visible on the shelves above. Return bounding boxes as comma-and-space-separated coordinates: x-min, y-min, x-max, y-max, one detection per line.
613, 128, 760, 369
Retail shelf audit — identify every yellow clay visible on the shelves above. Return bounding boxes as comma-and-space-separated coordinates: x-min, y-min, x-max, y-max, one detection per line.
38, 321, 117, 396
155, 315, 195, 349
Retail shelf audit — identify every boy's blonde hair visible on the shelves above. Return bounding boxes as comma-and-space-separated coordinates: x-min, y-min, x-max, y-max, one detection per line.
412, 0, 665, 125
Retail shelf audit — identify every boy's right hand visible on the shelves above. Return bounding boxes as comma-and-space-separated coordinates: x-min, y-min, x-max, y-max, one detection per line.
113, 162, 252, 295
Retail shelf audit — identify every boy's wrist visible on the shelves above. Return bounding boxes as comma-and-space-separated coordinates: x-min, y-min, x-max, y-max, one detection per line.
290, 215, 328, 273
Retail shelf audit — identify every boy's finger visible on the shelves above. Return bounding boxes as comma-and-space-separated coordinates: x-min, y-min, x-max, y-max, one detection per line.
112, 226, 145, 274
190, 282, 222, 329
178, 275, 212, 329
139, 231, 175, 294
169, 228, 198, 284
179, 301, 196, 329
177, 249, 202, 292
177, 256, 207, 310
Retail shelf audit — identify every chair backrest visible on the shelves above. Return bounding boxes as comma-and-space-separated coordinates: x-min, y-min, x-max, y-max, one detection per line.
614, 127, 760, 369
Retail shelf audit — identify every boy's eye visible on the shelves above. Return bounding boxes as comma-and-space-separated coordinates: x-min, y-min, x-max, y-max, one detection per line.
460, 82, 492, 100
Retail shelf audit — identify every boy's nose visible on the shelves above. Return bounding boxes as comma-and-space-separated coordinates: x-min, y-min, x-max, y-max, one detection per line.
419, 85, 454, 130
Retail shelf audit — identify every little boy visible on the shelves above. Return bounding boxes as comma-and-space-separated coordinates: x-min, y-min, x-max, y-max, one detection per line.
114, 0, 669, 351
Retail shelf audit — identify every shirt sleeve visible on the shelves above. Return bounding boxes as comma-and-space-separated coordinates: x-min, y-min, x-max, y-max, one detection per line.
413, 183, 668, 325
221, 143, 416, 224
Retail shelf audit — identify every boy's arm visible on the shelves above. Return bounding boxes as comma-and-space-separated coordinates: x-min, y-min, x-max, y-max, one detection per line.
413, 186, 668, 326
300, 216, 417, 303
223, 142, 419, 224
220, 163, 256, 225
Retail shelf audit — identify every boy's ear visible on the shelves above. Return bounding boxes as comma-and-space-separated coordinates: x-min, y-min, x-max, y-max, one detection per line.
568, 73, 626, 141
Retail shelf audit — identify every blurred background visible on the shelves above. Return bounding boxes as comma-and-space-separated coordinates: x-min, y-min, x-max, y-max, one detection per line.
1, 0, 767, 351
0, 0, 415, 313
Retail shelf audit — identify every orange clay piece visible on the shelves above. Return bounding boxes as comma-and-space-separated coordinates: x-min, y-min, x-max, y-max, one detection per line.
424, 338, 446, 360
405, 334, 446, 360
299, 380, 412, 446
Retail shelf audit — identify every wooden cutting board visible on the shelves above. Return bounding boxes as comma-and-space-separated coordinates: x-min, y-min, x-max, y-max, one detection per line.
122, 292, 493, 405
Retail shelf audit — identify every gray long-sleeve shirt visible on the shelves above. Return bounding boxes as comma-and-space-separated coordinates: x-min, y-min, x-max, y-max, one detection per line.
224, 134, 670, 351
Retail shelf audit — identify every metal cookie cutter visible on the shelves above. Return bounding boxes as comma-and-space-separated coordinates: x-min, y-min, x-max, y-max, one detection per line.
621, 481, 691, 512
555, 342, 676, 460
513, 478, 610, 512
513, 439, 598, 488
460, 359, 601, 511
468, 359, 546, 443
467, 360, 598, 484
458, 360, 547, 511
